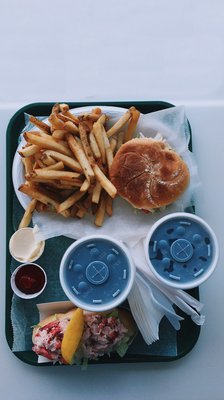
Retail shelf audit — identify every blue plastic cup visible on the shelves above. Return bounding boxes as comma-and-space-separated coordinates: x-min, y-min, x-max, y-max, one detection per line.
59, 235, 135, 312
144, 212, 219, 289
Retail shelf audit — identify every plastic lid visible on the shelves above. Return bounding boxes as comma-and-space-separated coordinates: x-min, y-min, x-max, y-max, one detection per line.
144, 212, 219, 289
59, 235, 135, 311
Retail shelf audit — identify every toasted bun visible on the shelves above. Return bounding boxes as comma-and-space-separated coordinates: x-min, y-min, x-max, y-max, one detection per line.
110, 138, 190, 210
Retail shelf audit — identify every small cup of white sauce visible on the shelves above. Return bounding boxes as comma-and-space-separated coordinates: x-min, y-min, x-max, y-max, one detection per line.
9, 227, 45, 263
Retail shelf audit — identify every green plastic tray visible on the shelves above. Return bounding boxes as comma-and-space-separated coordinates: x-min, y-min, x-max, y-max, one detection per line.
5, 101, 200, 366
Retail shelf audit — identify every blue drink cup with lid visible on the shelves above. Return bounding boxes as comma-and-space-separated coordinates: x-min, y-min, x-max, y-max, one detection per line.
144, 212, 219, 290
59, 235, 135, 312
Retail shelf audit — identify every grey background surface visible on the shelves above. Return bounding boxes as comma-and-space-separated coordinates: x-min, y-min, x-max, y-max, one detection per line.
1, 1, 224, 399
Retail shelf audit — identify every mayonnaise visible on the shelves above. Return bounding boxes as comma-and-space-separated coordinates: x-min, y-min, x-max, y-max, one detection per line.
9, 227, 45, 262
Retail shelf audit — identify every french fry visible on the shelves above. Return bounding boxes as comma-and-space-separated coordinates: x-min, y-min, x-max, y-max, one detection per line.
106, 109, 131, 138
22, 157, 33, 175
18, 198, 37, 229
19, 144, 40, 158
31, 131, 72, 153
40, 161, 64, 171
92, 181, 102, 204
93, 164, 117, 198
48, 113, 65, 130
24, 131, 72, 157
101, 125, 114, 170
89, 132, 101, 160
34, 150, 44, 160
41, 154, 57, 166
124, 107, 140, 142
76, 208, 86, 219
63, 121, 79, 134
58, 113, 79, 127
35, 201, 49, 212
25, 176, 56, 185
34, 152, 45, 167
66, 133, 95, 182
97, 114, 106, 125
29, 115, 51, 134
79, 123, 95, 164
58, 139, 72, 150
35, 159, 46, 169
52, 129, 66, 140
92, 121, 106, 164
52, 112, 79, 134
92, 107, 102, 115
41, 150, 82, 173
94, 192, 106, 227
116, 131, 124, 150
61, 110, 79, 125
51, 103, 60, 115
80, 179, 90, 192
105, 194, 113, 217
59, 103, 70, 113
34, 130, 52, 139
57, 190, 86, 213
60, 209, 71, 218
87, 112, 103, 122
32, 169, 81, 181
78, 111, 102, 129
19, 183, 59, 209
33, 161, 39, 170
57, 113, 72, 123
110, 138, 117, 155
80, 119, 93, 132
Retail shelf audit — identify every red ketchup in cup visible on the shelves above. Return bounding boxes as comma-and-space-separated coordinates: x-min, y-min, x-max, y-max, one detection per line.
11, 263, 47, 299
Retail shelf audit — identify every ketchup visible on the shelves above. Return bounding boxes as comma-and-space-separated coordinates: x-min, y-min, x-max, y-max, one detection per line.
15, 264, 46, 295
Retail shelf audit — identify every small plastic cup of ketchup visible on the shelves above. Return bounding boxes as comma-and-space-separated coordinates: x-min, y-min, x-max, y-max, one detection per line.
10, 263, 47, 299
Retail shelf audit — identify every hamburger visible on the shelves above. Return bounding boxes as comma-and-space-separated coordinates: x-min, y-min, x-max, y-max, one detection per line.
110, 137, 190, 212
32, 307, 137, 365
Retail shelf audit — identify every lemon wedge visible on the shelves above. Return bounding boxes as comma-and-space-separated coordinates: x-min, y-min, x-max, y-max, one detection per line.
61, 308, 84, 364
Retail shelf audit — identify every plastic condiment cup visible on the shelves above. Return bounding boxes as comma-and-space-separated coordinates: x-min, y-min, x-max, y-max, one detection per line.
9, 227, 45, 263
59, 235, 136, 312
144, 212, 219, 290
10, 263, 47, 300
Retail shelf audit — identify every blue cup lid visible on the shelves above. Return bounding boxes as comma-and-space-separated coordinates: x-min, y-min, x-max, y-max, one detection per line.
144, 212, 219, 289
59, 235, 135, 311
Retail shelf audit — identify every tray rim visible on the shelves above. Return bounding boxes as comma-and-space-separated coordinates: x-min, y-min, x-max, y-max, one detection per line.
5, 100, 200, 366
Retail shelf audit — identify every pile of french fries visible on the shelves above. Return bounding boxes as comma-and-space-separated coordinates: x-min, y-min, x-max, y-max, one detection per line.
18, 103, 140, 228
